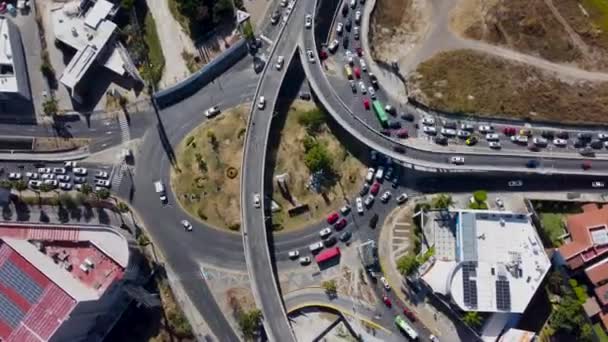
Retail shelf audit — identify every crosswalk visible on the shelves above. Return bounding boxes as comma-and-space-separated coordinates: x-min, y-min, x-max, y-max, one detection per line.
111, 111, 132, 190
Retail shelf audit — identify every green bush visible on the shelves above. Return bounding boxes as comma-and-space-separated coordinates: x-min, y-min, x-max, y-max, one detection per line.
143, 12, 165, 87
304, 143, 333, 173
397, 254, 420, 275
297, 109, 326, 133
473, 190, 488, 203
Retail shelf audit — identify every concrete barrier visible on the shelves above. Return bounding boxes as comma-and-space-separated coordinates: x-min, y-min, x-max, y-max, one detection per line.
153, 39, 249, 109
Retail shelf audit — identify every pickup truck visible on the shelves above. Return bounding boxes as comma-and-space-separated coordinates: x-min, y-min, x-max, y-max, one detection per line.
154, 181, 167, 203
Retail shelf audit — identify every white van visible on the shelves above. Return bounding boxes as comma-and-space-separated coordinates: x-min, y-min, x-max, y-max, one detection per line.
154, 181, 167, 203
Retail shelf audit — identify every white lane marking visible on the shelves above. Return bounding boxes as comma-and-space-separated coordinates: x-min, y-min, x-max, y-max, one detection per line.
260, 34, 273, 45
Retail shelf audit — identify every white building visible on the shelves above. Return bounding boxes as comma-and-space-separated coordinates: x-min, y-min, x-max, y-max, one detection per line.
422, 210, 550, 314
0, 17, 32, 119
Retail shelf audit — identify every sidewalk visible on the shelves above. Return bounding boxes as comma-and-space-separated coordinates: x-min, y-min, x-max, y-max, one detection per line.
378, 202, 463, 341
0, 146, 90, 162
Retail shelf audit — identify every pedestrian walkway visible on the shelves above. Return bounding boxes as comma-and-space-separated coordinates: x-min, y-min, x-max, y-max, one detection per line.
110, 111, 132, 190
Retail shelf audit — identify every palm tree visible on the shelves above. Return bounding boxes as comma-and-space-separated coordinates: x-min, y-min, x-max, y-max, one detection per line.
116, 202, 130, 213
462, 311, 482, 328
95, 188, 111, 200
13, 180, 27, 196
0, 180, 13, 190
80, 183, 93, 197
432, 194, 454, 209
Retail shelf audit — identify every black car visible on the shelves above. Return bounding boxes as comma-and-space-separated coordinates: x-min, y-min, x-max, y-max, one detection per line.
591, 140, 603, 149
271, 10, 280, 25
324, 236, 337, 247
574, 139, 587, 148
369, 214, 379, 229
391, 176, 399, 188
339, 231, 352, 242
541, 130, 555, 139
556, 131, 569, 139
400, 112, 415, 121
299, 92, 311, 100
442, 120, 457, 129
388, 120, 401, 129
393, 146, 405, 153
349, 80, 356, 92
343, 36, 349, 49
342, 4, 349, 16
360, 183, 370, 196
345, 19, 352, 31
578, 132, 593, 141
526, 160, 539, 168
369, 72, 378, 88
434, 135, 448, 145
580, 147, 594, 156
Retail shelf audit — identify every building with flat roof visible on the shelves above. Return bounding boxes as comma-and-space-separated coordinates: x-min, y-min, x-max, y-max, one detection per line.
0, 17, 32, 118
421, 210, 550, 314
51, 0, 139, 102
0, 222, 137, 342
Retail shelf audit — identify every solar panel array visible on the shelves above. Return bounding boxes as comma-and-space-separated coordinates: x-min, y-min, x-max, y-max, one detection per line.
462, 262, 478, 308
496, 279, 511, 311
0, 292, 24, 328
460, 213, 478, 261
0, 261, 43, 304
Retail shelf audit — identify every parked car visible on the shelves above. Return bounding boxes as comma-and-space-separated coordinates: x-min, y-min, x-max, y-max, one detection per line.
403, 307, 416, 321
73, 167, 87, 175
327, 212, 340, 224
53, 167, 67, 174
309, 242, 324, 253
359, 183, 370, 196
382, 295, 392, 308
288, 250, 300, 259
95, 179, 111, 188
488, 141, 501, 149
369, 213, 378, 228
319, 227, 332, 238
340, 205, 351, 215
37, 167, 51, 174
478, 125, 494, 133
380, 276, 391, 290
336, 22, 344, 35
59, 182, 72, 191
8, 172, 21, 180
323, 236, 338, 247
28, 180, 41, 189
364, 194, 374, 208
334, 218, 347, 230
57, 175, 70, 182
299, 256, 311, 265
380, 191, 391, 203
339, 231, 352, 242
553, 138, 568, 147
356, 197, 364, 214
74, 176, 87, 184
396, 193, 408, 204
95, 171, 109, 179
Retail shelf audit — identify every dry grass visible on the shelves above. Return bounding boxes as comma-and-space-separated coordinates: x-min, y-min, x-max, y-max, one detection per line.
270, 102, 365, 230
33, 137, 89, 151
554, 0, 608, 52
408, 49, 608, 124
171, 105, 248, 230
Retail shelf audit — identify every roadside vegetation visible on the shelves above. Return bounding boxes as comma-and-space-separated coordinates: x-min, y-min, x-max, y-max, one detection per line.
468, 190, 488, 210
269, 101, 365, 230
171, 105, 247, 230
142, 12, 165, 88
531, 200, 583, 248
169, 0, 244, 40
408, 49, 608, 124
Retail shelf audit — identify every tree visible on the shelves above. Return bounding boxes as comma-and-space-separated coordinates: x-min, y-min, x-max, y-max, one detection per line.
237, 309, 262, 340
298, 109, 326, 133
322, 280, 338, 297
550, 295, 584, 334
207, 130, 219, 150
213, 0, 234, 22
80, 183, 93, 197
397, 254, 420, 275
579, 323, 594, 342
39, 183, 54, 193
95, 188, 111, 200
42, 97, 59, 116
0, 180, 13, 190
432, 194, 453, 209
116, 202, 130, 213
58, 193, 77, 210
472, 190, 488, 203
304, 143, 333, 173
13, 180, 27, 195
242, 20, 254, 40
121, 0, 135, 10
462, 311, 482, 328
547, 271, 563, 295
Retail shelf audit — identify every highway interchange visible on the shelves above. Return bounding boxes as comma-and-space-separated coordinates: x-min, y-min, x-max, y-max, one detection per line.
4, 0, 608, 340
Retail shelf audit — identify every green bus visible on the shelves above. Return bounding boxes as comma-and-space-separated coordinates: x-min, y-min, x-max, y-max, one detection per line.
395, 315, 418, 340
372, 100, 388, 127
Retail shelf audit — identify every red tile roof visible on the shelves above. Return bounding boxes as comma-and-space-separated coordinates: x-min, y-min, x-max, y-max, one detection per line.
558, 204, 608, 269
596, 283, 608, 307
587, 259, 608, 286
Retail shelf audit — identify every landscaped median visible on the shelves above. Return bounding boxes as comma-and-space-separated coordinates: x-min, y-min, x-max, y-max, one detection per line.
170, 101, 365, 231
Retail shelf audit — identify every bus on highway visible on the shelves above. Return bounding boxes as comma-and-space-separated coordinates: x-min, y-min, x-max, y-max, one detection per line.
344, 65, 353, 80
372, 100, 389, 127
395, 315, 418, 340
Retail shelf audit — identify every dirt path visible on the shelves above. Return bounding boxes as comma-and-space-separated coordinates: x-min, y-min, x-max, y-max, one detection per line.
543, 0, 592, 58
146, 0, 197, 89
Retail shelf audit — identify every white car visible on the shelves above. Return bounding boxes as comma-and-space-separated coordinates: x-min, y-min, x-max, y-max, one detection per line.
423, 126, 437, 135
25, 172, 38, 179
95, 179, 111, 188
430, 334, 440, 342
336, 22, 343, 35
64, 161, 77, 168
592, 181, 605, 188
553, 138, 568, 147
43, 179, 58, 187
288, 250, 300, 259
533, 137, 548, 147
73, 167, 88, 175
479, 125, 494, 133
598, 133, 608, 140
508, 180, 523, 187
74, 176, 87, 184
204, 106, 220, 118
488, 141, 502, 149
57, 175, 70, 182
511, 135, 528, 144
360, 58, 367, 71
95, 171, 109, 179
485, 133, 500, 141
365, 167, 375, 183
37, 167, 51, 174
181, 219, 193, 231
355, 10, 361, 24
299, 256, 311, 265
8, 172, 21, 180
253, 193, 261, 208
319, 227, 332, 238
306, 49, 315, 63
359, 81, 366, 94
450, 156, 464, 165
364, 194, 374, 207
276, 55, 284, 70
457, 130, 471, 138
441, 128, 456, 136
375, 166, 384, 180
396, 193, 408, 204
309, 241, 324, 252
421, 117, 435, 125
368, 86, 375, 99
28, 180, 41, 189
257, 96, 266, 109
495, 197, 505, 209
380, 276, 391, 290
59, 182, 72, 191
305, 14, 312, 28
380, 191, 391, 203
340, 205, 351, 215
53, 167, 67, 174
350, 0, 356, 8
356, 197, 364, 214
41, 173, 55, 180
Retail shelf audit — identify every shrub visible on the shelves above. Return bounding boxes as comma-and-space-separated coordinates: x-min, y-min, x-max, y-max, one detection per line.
304, 143, 333, 173
297, 109, 326, 133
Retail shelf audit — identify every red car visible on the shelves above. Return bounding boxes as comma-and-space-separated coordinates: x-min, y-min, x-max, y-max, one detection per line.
396, 128, 408, 138
334, 218, 347, 230
403, 307, 416, 321
502, 127, 517, 136
370, 181, 380, 195
582, 161, 592, 170
356, 47, 363, 56
363, 98, 370, 110
319, 50, 328, 60
327, 212, 339, 224
354, 67, 361, 79
382, 295, 392, 308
